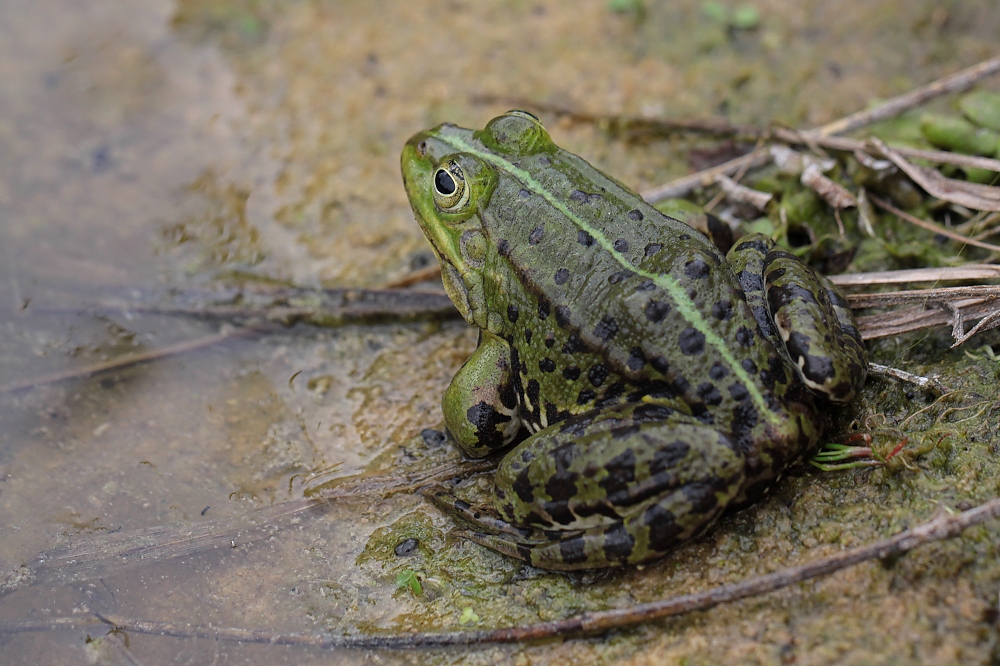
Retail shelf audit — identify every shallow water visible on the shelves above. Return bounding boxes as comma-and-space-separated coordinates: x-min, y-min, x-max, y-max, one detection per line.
1, 1, 999, 663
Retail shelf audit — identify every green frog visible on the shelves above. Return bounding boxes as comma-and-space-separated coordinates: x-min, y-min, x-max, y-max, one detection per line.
401, 111, 867, 570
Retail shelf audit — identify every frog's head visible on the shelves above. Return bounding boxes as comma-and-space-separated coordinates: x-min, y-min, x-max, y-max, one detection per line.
401, 111, 554, 329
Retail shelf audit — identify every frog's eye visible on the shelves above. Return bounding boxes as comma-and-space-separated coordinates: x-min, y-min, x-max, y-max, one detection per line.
432, 159, 470, 212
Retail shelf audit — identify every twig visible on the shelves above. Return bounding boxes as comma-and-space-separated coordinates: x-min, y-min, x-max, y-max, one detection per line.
867, 363, 951, 394
828, 265, 1000, 286
855, 299, 999, 340
382, 265, 443, 288
772, 130, 1000, 173
0, 326, 260, 395
871, 138, 1000, 212
867, 194, 1000, 253
817, 55, 1000, 136
846, 285, 1000, 308
4, 498, 999, 649
642, 55, 1000, 202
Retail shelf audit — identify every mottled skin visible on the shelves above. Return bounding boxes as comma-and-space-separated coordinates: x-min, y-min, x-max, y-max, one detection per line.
401, 111, 867, 570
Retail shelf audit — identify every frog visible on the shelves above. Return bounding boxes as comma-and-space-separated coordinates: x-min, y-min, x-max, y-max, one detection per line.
400, 110, 867, 570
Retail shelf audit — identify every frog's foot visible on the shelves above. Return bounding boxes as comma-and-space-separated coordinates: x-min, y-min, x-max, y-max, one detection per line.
420, 484, 536, 539
454, 487, 727, 571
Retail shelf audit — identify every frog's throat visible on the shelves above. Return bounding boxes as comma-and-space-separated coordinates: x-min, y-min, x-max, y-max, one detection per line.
436, 253, 491, 330
436, 132, 780, 427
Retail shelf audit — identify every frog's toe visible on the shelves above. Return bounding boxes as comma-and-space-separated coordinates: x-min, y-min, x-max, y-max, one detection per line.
421, 484, 535, 539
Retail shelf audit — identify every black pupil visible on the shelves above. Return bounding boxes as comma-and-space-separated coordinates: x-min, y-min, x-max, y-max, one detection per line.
435, 169, 456, 195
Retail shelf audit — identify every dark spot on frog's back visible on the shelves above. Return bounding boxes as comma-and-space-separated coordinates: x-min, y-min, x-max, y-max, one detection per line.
562, 366, 580, 380
538, 298, 550, 320
679, 327, 706, 355
497, 239, 511, 258
645, 300, 670, 323
684, 259, 710, 279
735, 326, 755, 347
555, 304, 573, 328
697, 381, 722, 405
627, 209, 643, 221
627, 347, 646, 371
529, 225, 545, 245
554, 268, 570, 285
588, 363, 608, 387
518, 188, 532, 198
594, 315, 619, 341
539, 357, 556, 373
614, 239, 630, 253
608, 270, 634, 284
645, 242, 662, 257
578, 230, 595, 247
650, 355, 669, 374
569, 189, 601, 204
507, 304, 519, 323
731, 400, 759, 453
562, 333, 586, 354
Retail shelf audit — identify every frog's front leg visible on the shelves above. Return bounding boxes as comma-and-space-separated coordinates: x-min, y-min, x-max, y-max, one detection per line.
435, 403, 746, 570
442, 330, 522, 458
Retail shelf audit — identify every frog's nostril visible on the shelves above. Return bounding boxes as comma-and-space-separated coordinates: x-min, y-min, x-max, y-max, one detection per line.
417, 140, 427, 157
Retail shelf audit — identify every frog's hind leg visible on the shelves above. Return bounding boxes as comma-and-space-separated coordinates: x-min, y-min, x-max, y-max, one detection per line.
728, 234, 867, 402
483, 405, 746, 570
420, 484, 538, 540
456, 479, 734, 571
762, 249, 868, 402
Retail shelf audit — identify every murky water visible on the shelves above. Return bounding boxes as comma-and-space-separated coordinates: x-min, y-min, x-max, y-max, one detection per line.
1, 0, 999, 663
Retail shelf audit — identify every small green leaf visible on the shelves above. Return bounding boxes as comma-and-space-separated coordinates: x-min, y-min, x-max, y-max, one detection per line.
459, 607, 480, 625
608, 0, 642, 12
702, 1, 728, 22
959, 91, 1000, 132
395, 569, 423, 596
731, 5, 760, 29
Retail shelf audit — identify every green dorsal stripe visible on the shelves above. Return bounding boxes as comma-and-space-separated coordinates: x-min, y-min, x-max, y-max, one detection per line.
439, 133, 778, 425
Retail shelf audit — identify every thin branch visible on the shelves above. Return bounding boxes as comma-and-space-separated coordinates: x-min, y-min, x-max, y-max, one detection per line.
819, 55, 1000, 136
855, 299, 999, 340
867, 363, 951, 394
5, 498, 1000, 649
867, 194, 1000, 252
0, 327, 260, 395
847, 285, 1000, 308
829, 265, 1000, 286
642, 55, 1000, 202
